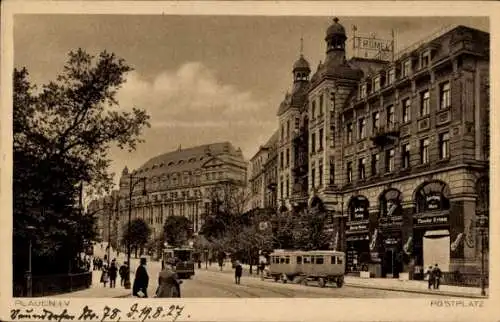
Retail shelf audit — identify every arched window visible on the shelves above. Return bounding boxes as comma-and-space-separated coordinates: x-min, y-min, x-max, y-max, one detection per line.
475, 176, 489, 216
379, 189, 402, 217
348, 195, 369, 221
415, 180, 450, 213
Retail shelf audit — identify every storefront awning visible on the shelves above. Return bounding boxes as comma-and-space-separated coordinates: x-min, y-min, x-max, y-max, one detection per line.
424, 229, 450, 239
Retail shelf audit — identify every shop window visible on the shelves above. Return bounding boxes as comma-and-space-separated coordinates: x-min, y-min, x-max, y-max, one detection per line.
415, 181, 451, 213
348, 195, 369, 221
379, 188, 402, 217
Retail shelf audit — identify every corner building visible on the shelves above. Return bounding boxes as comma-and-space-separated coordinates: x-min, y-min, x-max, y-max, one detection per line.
276, 18, 489, 281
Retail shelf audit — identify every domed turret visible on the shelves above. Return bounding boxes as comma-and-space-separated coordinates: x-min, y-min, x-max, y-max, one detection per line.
293, 38, 311, 83
325, 17, 347, 65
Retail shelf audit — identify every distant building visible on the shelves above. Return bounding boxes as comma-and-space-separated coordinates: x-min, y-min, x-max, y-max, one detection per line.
91, 142, 247, 247
263, 18, 489, 280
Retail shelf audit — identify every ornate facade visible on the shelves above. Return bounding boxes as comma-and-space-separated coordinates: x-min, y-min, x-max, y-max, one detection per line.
264, 18, 489, 281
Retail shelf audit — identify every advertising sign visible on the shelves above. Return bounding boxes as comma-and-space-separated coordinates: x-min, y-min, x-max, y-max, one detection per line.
414, 214, 449, 227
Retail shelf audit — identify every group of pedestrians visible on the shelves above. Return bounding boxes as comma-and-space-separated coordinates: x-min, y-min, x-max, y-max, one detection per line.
131, 257, 181, 298
98, 258, 130, 288
425, 264, 443, 290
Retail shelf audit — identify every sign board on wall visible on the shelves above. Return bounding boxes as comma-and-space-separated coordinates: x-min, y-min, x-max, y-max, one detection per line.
414, 214, 449, 227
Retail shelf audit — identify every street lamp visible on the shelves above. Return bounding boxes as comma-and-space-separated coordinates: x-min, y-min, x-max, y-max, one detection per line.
25, 225, 36, 297
125, 174, 147, 289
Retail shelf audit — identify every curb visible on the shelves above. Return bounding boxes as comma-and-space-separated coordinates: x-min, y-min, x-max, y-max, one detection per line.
345, 283, 487, 299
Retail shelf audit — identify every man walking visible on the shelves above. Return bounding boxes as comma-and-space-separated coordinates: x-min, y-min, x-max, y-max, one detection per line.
234, 260, 243, 285
119, 262, 128, 287
108, 259, 118, 288
433, 264, 442, 290
133, 257, 149, 298
425, 266, 434, 289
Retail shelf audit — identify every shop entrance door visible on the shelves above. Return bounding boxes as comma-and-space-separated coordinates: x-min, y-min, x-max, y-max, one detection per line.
384, 249, 397, 278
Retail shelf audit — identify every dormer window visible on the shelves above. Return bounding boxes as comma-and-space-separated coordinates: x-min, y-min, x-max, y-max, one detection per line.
402, 59, 411, 78
421, 51, 431, 69
373, 76, 381, 92
387, 68, 396, 85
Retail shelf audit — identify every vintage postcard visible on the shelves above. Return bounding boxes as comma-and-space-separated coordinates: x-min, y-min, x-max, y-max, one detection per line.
0, 1, 498, 321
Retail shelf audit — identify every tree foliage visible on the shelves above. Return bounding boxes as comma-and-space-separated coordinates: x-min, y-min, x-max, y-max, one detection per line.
162, 216, 193, 247
13, 49, 150, 276
121, 218, 151, 252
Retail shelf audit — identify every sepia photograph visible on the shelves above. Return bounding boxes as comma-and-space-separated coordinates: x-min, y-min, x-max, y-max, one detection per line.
1, 1, 497, 321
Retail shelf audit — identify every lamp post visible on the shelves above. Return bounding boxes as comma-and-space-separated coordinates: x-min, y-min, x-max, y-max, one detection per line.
25, 225, 36, 297
125, 174, 147, 289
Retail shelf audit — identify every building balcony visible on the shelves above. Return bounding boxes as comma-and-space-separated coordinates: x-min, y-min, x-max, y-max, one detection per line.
370, 122, 400, 147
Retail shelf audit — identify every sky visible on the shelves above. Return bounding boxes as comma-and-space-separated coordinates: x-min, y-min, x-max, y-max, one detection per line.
13, 14, 489, 187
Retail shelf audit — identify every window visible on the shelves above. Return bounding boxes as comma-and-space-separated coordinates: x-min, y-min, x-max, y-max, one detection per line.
318, 128, 324, 151
297, 256, 302, 264
439, 132, 450, 159
373, 77, 381, 92
311, 163, 316, 188
346, 123, 353, 144
286, 120, 290, 138
420, 138, 430, 164
385, 149, 395, 172
360, 84, 367, 98
402, 59, 411, 77
372, 112, 380, 131
337, 256, 343, 264
329, 160, 335, 184
319, 159, 323, 187
371, 153, 379, 176
319, 95, 324, 115
421, 52, 430, 68
386, 105, 395, 126
295, 117, 300, 129
303, 256, 311, 264
286, 177, 289, 197
420, 90, 430, 116
330, 126, 336, 147
358, 158, 366, 180
286, 148, 290, 168
311, 101, 316, 119
402, 98, 411, 123
315, 256, 324, 265
280, 151, 284, 169
387, 69, 395, 85
281, 124, 284, 141
330, 256, 337, 264
347, 161, 353, 183
401, 143, 410, 169
358, 117, 366, 139
440, 82, 451, 110
311, 132, 316, 153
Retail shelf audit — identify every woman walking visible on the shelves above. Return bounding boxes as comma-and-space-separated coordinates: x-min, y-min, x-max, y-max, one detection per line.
100, 264, 109, 288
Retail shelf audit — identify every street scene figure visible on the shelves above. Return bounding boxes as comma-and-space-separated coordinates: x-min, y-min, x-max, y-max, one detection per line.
156, 260, 181, 298
100, 264, 109, 288
234, 260, 243, 285
119, 262, 128, 287
108, 260, 118, 288
425, 266, 434, 290
433, 264, 442, 290
133, 258, 149, 298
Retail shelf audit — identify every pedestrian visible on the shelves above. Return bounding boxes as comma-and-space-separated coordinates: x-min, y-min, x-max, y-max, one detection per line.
198, 259, 202, 269
425, 266, 434, 289
234, 260, 242, 285
119, 262, 128, 287
109, 260, 118, 288
156, 259, 182, 298
433, 264, 442, 290
259, 261, 266, 281
133, 257, 149, 298
100, 264, 109, 288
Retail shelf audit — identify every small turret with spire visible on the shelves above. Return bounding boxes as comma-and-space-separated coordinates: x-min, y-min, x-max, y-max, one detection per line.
293, 37, 311, 83
325, 17, 347, 65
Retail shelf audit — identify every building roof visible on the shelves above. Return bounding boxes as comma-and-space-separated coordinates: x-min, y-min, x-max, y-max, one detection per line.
127, 142, 245, 178
325, 17, 346, 40
263, 130, 279, 149
293, 55, 311, 71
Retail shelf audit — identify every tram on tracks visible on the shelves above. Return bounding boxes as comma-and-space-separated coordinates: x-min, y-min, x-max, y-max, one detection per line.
162, 246, 195, 279
269, 250, 345, 288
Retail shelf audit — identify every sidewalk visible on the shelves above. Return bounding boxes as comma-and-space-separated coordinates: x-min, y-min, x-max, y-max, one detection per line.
53, 270, 131, 298
205, 264, 488, 298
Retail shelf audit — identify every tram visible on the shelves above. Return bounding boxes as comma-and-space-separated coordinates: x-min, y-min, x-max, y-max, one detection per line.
269, 250, 345, 288
162, 246, 195, 279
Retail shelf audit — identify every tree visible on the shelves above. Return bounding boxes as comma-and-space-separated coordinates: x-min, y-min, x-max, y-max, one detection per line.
292, 208, 333, 251
163, 216, 193, 247
13, 48, 150, 278
121, 218, 151, 258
